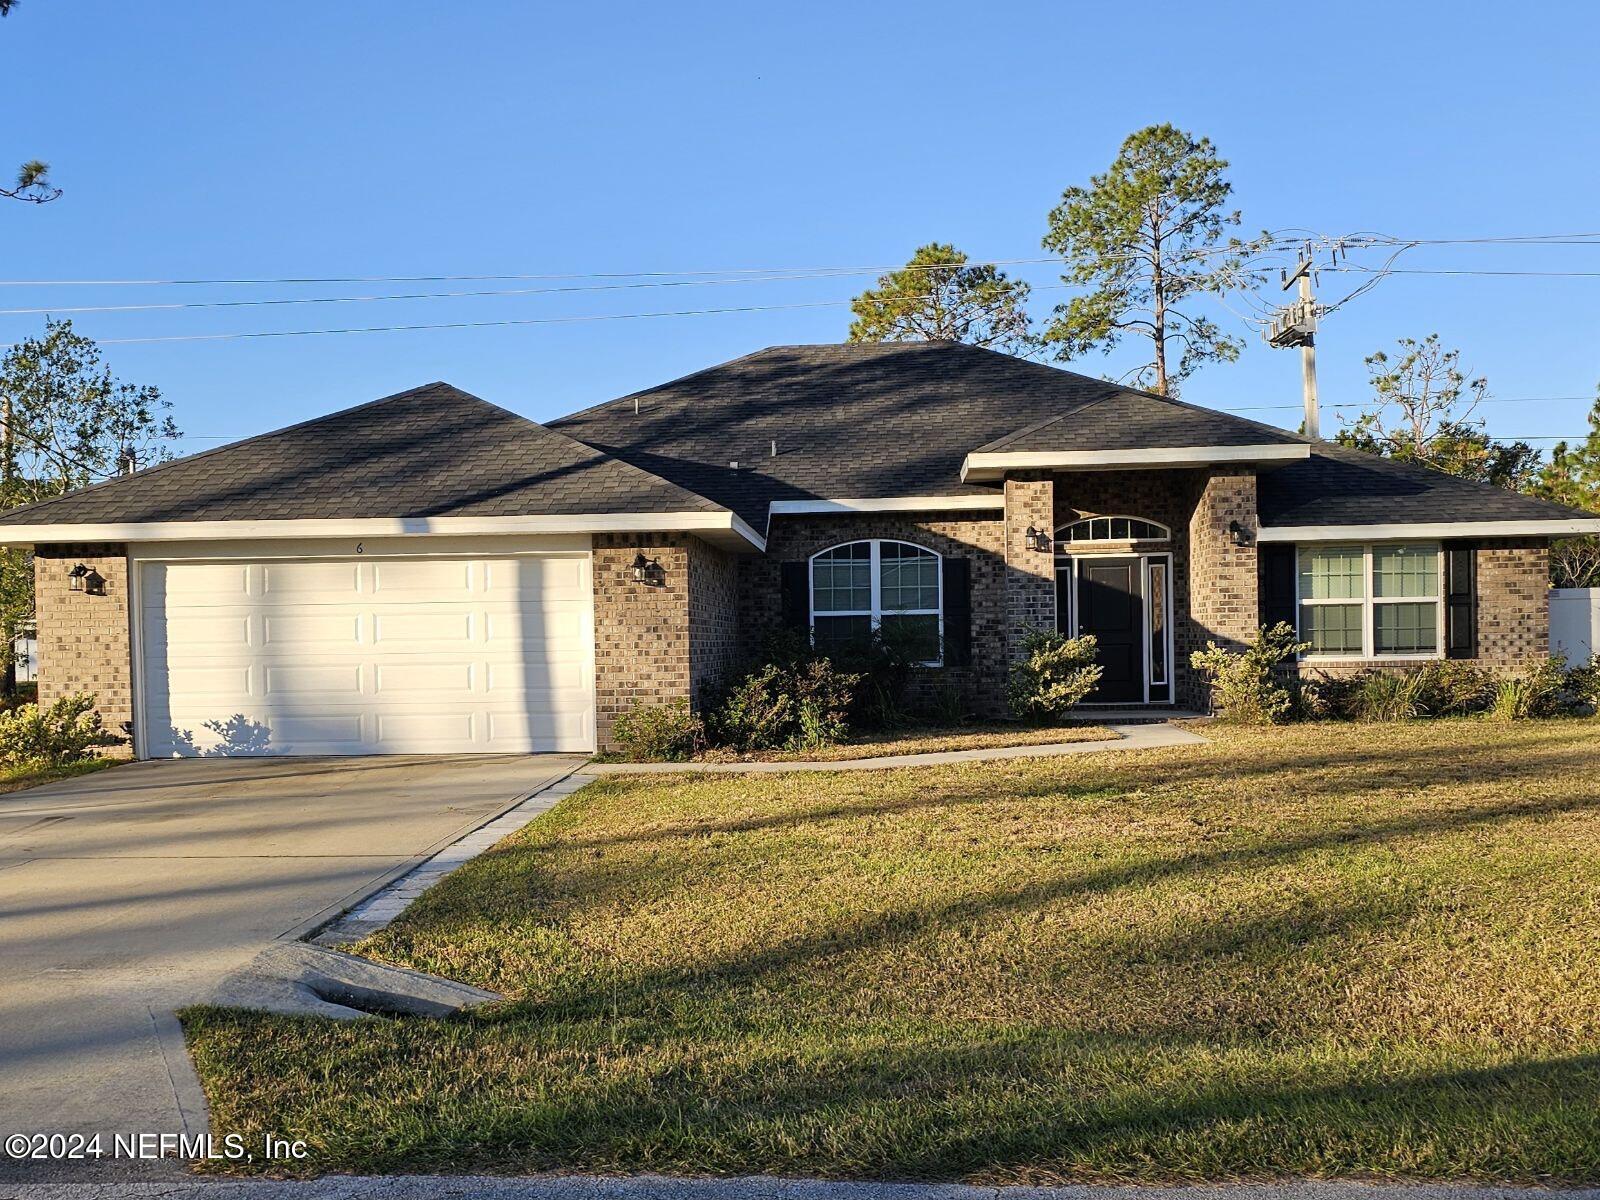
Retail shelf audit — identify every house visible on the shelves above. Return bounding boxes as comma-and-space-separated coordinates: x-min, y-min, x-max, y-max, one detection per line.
0, 341, 1595, 757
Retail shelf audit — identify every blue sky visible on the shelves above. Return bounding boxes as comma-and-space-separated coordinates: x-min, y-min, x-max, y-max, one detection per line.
4, 0, 1598, 457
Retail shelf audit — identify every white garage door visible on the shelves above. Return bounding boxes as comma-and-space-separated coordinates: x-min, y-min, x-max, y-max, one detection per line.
137, 554, 595, 756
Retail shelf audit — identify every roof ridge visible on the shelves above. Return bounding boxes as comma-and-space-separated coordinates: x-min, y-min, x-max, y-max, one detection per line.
973, 388, 1119, 453
0, 381, 484, 524
549, 347, 776, 427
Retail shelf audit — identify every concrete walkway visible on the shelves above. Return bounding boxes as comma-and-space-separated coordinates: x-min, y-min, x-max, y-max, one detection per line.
586, 721, 1207, 775
5, 1173, 1592, 1199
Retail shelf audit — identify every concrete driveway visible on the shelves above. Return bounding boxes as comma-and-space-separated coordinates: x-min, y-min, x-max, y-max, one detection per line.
0, 754, 581, 1149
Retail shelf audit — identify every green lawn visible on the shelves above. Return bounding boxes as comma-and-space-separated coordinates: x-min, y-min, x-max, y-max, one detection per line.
184, 720, 1600, 1183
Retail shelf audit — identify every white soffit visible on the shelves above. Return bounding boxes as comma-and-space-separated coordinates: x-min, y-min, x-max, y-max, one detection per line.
960, 444, 1310, 481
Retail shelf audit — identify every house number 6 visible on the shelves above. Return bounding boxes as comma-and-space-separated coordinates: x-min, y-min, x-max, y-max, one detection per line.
355, 543, 364, 554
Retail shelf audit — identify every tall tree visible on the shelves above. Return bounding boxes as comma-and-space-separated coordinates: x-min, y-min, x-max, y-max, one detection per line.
847, 243, 1036, 356
1, 1, 61, 205
1336, 334, 1541, 490
0, 320, 180, 689
1530, 388, 1600, 587
1040, 123, 1255, 395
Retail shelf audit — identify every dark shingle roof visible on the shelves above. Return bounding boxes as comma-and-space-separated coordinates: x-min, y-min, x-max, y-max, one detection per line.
550, 341, 1303, 526
1260, 443, 1596, 527
975, 389, 1304, 453
0, 382, 724, 526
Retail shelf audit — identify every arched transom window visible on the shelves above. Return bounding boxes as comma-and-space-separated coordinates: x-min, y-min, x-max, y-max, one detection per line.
1058, 515, 1171, 545
810, 540, 942, 664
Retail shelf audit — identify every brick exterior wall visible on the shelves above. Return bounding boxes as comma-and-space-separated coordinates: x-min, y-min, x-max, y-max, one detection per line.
1004, 475, 1057, 660
1183, 471, 1261, 707
686, 537, 740, 705
592, 534, 693, 749
34, 543, 135, 753
1277, 539, 1549, 685
741, 512, 1010, 714
1475, 538, 1550, 663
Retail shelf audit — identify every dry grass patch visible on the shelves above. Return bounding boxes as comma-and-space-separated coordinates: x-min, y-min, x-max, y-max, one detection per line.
0, 756, 117, 795
184, 720, 1600, 1182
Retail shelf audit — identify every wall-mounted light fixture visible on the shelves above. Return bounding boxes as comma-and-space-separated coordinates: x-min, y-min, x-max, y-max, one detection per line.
67, 563, 106, 595
1228, 519, 1252, 548
631, 551, 665, 587
1024, 525, 1053, 552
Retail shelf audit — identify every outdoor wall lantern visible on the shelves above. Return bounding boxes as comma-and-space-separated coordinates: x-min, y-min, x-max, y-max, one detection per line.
67, 563, 106, 595
1228, 519, 1252, 548
1024, 525, 1053, 552
631, 551, 665, 587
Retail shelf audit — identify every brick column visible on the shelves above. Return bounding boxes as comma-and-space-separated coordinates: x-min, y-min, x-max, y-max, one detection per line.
1004, 473, 1056, 659
591, 533, 693, 751
33, 543, 135, 749
1187, 469, 1260, 655
1476, 538, 1549, 664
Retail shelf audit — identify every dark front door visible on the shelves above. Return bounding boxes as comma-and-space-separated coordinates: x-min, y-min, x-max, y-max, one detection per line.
1076, 559, 1143, 702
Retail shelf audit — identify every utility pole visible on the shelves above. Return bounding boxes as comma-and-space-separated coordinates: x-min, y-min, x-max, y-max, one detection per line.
1265, 245, 1321, 439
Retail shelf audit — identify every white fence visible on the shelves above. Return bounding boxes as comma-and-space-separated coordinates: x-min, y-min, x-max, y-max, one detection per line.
1551, 588, 1600, 666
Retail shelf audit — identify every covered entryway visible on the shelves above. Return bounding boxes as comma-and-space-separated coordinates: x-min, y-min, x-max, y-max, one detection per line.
135, 550, 595, 756
1054, 514, 1175, 705
1075, 558, 1145, 702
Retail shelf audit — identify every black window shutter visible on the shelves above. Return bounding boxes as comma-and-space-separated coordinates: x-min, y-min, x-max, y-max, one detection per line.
779, 561, 810, 630
1445, 543, 1478, 659
941, 557, 972, 667
1259, 543, 1297, 631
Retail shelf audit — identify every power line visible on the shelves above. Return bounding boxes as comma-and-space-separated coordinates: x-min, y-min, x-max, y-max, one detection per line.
90, 285, 1095, 346
0, 241, 1297, 290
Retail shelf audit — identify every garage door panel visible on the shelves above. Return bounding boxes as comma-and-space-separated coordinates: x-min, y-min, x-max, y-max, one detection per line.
261, 561, 363, 597
484, 557, 586, 598
140, 553, 594, 756
484, 610, 586, 642
372, 611, 475, 645
262, 613, 363, 647
373, 661, 475, 695
162, 665, 254, 698
263, 664, 364, 696
145, 562, 252, 605
487, 710, 591, 747
371, 560, 474, 595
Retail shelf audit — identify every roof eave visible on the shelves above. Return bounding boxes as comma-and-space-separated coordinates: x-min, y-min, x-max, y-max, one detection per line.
1258, 518, 1600, 542
0, 510, 767, 554
960, 444, 1311, 482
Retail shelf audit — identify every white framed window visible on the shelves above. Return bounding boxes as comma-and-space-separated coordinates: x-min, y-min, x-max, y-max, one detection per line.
1297, 542, 1443, 659
810, 540, 942, 665
1059, 515, 1171, 545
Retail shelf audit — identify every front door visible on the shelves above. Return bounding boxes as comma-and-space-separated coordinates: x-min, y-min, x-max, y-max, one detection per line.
1075, 558, 1143, 703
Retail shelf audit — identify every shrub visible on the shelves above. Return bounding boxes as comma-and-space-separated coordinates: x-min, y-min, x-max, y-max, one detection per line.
1564, 654, 1600, 715
0, 692, 122, 767
1190, 622, 1309, 724
611, 698, 704, 762
712, 657, 860, 752
1488, 657, 1571, 721
1007, 628, 1102, 723
1411, 660, 1496, 717
1346, 669, 1428, 721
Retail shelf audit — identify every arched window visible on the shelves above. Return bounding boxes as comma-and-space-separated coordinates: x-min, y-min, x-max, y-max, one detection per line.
810, 540, 942, 664
1058, 515, 1171, 545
